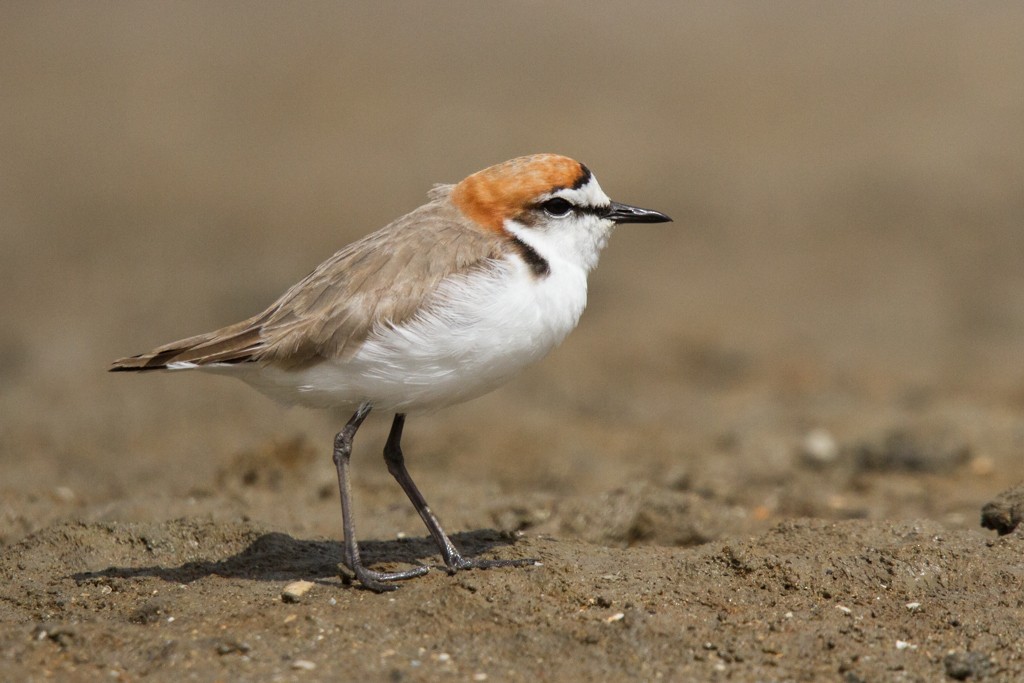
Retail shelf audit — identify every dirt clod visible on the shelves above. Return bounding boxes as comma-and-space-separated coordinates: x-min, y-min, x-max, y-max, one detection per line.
944, 651, 992, 680
980, 483, 1024, 535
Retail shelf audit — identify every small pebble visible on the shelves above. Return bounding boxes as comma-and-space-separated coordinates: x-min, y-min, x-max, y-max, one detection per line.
802, 428, 839, 463
282, 580, 315, 603
215, 640, 251, 656
905, 602, 921, 611
835, 605, 852, 615
53, 486, 77, 503
291, 659, 316, 671
969, 456, 994, 476
605, 612, 625, 623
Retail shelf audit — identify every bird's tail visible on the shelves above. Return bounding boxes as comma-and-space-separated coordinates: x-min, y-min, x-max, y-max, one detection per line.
109, 319, 265, 372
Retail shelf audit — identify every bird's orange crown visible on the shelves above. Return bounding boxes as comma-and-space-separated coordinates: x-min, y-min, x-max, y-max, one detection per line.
452, 154, 591, 233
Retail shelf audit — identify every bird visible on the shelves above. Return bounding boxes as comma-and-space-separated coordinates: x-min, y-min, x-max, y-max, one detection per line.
111, 153, 672, 591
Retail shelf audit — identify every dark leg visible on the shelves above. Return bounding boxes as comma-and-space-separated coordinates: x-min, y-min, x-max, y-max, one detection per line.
334, 403, 428, 592
383, 414, 538, 573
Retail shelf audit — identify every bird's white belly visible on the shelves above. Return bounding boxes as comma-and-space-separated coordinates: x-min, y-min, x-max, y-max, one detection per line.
232, 259, 588, 412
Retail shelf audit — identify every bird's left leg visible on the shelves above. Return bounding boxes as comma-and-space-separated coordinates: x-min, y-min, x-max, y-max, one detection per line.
382, 413, 538, 573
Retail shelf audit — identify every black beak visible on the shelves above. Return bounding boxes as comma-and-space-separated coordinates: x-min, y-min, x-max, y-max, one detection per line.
605, 201, 672, 224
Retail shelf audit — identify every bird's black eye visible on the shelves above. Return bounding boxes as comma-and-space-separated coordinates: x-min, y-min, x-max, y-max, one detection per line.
540, 197, 573, 217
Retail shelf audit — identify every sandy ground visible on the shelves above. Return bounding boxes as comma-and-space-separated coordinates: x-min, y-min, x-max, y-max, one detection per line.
2, 3, 1024, 681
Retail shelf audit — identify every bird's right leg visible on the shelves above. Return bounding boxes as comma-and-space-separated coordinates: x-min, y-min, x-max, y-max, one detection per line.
333, 402, 429, 592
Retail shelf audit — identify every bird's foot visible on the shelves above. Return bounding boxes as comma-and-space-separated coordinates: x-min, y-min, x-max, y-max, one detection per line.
341, 562, 430, 593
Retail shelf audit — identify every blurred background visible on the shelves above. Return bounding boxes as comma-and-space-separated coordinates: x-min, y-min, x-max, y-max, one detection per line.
2, 3, 1023, 536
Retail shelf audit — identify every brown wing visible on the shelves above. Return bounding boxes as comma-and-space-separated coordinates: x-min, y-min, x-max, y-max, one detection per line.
110, 187, 506, 372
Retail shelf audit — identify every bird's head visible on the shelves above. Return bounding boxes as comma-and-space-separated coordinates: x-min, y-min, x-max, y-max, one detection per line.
451, 154, 671, 272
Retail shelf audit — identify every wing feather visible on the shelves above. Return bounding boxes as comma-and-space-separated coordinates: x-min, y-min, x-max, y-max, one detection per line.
110, 186, 506, 372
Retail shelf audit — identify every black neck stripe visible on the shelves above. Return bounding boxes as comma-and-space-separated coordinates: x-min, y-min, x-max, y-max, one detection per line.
510, 235, 551, 278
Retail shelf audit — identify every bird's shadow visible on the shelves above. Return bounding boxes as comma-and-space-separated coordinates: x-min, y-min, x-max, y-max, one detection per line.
72, 529, 521, 587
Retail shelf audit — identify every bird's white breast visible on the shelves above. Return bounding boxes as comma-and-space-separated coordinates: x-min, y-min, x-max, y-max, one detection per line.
239, 254, 589, 413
